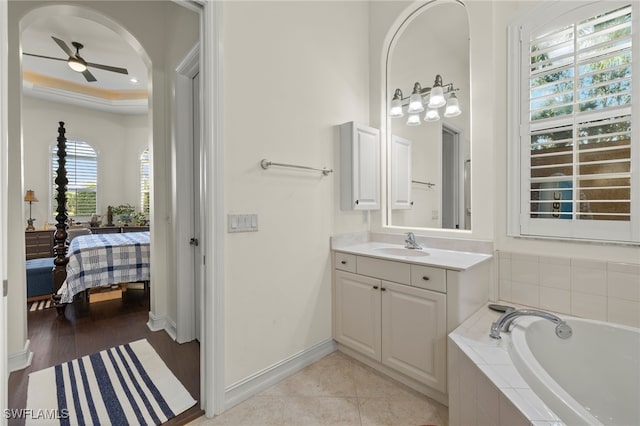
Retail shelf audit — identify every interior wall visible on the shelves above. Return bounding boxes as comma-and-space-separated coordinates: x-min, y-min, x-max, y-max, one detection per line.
22, 96, 148, 226
223, 1, 370, 386
6, 0, 197, 360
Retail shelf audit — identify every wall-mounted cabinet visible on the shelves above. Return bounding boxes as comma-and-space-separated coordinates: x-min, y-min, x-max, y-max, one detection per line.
390, 135, 413, 210
340, 122, 380, 210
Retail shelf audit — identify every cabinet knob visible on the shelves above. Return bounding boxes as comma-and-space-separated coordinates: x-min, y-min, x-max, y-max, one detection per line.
410, 201, 414, 206
341, 260, 347, 265
422, 276, 430, 281
373, 286, 378, 290
381, 287, 386, 291
355, 200, 359, 205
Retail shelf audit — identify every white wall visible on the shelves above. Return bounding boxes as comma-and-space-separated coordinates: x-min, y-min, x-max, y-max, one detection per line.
222, 1, 370, 386
22, 96, 148, 226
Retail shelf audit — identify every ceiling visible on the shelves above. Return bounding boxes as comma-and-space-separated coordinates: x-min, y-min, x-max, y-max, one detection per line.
21, 15, 149, 114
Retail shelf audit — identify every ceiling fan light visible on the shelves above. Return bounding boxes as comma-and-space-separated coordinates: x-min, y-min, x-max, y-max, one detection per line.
68, 57, 87, 73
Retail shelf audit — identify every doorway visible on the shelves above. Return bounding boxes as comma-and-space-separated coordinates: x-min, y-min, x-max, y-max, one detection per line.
441, 123, 464, 229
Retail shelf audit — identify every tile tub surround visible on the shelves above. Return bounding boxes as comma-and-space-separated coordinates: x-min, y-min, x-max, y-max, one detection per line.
448, 303, 565, 426
189, 351, 449, 426
498, 251, 640, 327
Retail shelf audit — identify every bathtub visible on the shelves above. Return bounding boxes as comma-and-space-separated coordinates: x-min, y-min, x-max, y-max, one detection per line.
508, 316, 640, 426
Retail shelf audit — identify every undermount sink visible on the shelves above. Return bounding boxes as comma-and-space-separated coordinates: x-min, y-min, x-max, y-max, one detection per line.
373, 247, 430, 257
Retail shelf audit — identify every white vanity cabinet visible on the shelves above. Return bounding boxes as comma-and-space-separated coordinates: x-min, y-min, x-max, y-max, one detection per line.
332, 248, 490, 404
340, 122, 380, 210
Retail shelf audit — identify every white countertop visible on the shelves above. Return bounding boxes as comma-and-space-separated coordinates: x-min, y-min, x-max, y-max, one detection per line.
332, 241, 492, 271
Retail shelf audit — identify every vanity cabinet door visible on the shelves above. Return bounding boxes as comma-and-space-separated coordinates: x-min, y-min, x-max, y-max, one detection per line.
334, 270, 382, 360
340, 122, 380, 210
390, 135, 413, 210
381, 280, 447, 392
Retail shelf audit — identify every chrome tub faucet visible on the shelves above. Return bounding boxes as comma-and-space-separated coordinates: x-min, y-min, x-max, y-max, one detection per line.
404, 232, 422, 249
489, 308, 572, 340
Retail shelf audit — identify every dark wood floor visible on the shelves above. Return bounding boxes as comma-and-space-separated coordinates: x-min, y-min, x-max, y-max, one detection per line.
8, 288, 202, 425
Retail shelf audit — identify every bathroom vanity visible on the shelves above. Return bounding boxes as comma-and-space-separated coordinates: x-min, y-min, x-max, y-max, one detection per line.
332, 237, 491, 405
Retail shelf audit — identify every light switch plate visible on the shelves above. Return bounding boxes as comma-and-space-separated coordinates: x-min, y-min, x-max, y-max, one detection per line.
228, 214, 258, 233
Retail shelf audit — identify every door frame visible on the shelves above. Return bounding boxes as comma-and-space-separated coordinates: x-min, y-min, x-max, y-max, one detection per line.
441, 122, 465, 229
174, 44, 200, 345
0, 0, 225, 418
0, 0, 8, 416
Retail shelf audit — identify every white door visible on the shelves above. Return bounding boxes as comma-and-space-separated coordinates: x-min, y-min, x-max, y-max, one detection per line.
381, 281, 447, 392
390, 135, 413, 210
441, 125, 461, 229
334, 270, 381, 360
192, 72, 203, 342
353, 124, 380, 210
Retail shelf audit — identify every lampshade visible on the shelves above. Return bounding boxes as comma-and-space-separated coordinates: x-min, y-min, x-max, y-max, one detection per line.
389, 89, 404, 118
427, 75, 446, 108
406, 114, 421, 126
407, 82, 424, 114
424, 106, 440, 122
444, 93, 462, 117
68, 57, 87, 72
24, 190, 38, 203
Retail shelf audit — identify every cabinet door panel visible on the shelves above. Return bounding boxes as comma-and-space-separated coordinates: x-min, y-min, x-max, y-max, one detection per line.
334, 270, 381, 360
354, 126, 380, 209
391, 135, 413, 210
381, 281, 447, 392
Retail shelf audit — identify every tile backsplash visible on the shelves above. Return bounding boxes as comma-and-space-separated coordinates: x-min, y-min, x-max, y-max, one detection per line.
498, 251, 640, 328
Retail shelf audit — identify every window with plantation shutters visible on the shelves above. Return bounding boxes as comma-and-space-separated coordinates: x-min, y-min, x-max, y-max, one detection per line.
509, 1, 639, 243
51, 140, 98, 218
140, 148, 150, 213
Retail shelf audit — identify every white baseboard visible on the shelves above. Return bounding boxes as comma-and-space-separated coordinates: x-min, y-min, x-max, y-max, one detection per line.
224, 338, 337, 411
8, 339, 33, 373
147, 311, 177, 341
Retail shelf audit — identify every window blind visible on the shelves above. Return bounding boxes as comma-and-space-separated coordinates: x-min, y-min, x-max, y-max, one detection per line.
140, 148, 150, 213
51, 140, 98, 217
527, 4, 633, 223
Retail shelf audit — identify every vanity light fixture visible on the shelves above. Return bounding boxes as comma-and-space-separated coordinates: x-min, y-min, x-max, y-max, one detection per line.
389, 74, 461, 125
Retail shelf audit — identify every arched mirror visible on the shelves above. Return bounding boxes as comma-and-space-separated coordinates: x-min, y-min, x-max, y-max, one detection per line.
385, 0, 470, 230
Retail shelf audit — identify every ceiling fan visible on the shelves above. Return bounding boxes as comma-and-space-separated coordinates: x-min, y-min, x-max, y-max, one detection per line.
23, 36, 128, 83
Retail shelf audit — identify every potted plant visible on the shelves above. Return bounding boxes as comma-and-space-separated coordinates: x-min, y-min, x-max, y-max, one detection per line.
110, 204, 135, 226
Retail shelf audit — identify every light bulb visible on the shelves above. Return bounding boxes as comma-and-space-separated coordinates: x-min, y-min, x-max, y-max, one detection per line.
444, 93, 461, 117
424, 107, 440, 122
406, 114, 421, 126
428, 85, 445, 108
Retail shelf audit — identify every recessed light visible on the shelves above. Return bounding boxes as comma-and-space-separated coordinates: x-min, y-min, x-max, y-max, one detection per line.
129, 77, 138, 84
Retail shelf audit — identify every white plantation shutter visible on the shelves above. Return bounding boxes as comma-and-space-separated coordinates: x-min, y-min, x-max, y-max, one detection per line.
515, 2, 639, 242
51, 140, 98, 217
140, 148, 150, 213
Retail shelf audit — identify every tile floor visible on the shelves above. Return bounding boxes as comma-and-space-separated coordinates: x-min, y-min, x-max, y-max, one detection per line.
189, 350, 448, 426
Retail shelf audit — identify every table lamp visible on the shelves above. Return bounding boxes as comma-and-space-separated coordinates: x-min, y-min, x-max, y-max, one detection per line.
24, 189, 38, 231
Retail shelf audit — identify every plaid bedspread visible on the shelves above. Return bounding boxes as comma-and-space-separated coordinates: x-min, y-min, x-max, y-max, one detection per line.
59, 231, 150, 303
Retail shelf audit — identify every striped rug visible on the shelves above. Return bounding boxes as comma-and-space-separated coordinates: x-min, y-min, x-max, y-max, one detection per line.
28, 299, 53, 311
26, 339, 196, 425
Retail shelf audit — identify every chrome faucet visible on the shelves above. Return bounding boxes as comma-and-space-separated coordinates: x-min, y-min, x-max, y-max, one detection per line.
489, 309, 572, 340
404, 232, 422, 249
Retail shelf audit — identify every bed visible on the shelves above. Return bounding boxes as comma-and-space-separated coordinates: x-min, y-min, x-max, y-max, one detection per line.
52, 122, 150, 313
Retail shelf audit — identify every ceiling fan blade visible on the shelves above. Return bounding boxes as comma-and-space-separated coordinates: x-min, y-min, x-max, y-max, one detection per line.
23, 52, 67, 62
86, 62, 129, 75
51, 36, 74, 58
82, 69, 97, 83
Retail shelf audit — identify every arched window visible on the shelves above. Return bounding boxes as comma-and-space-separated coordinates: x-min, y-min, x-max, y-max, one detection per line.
51, 140, 98, 218
140, 148, 150, 213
